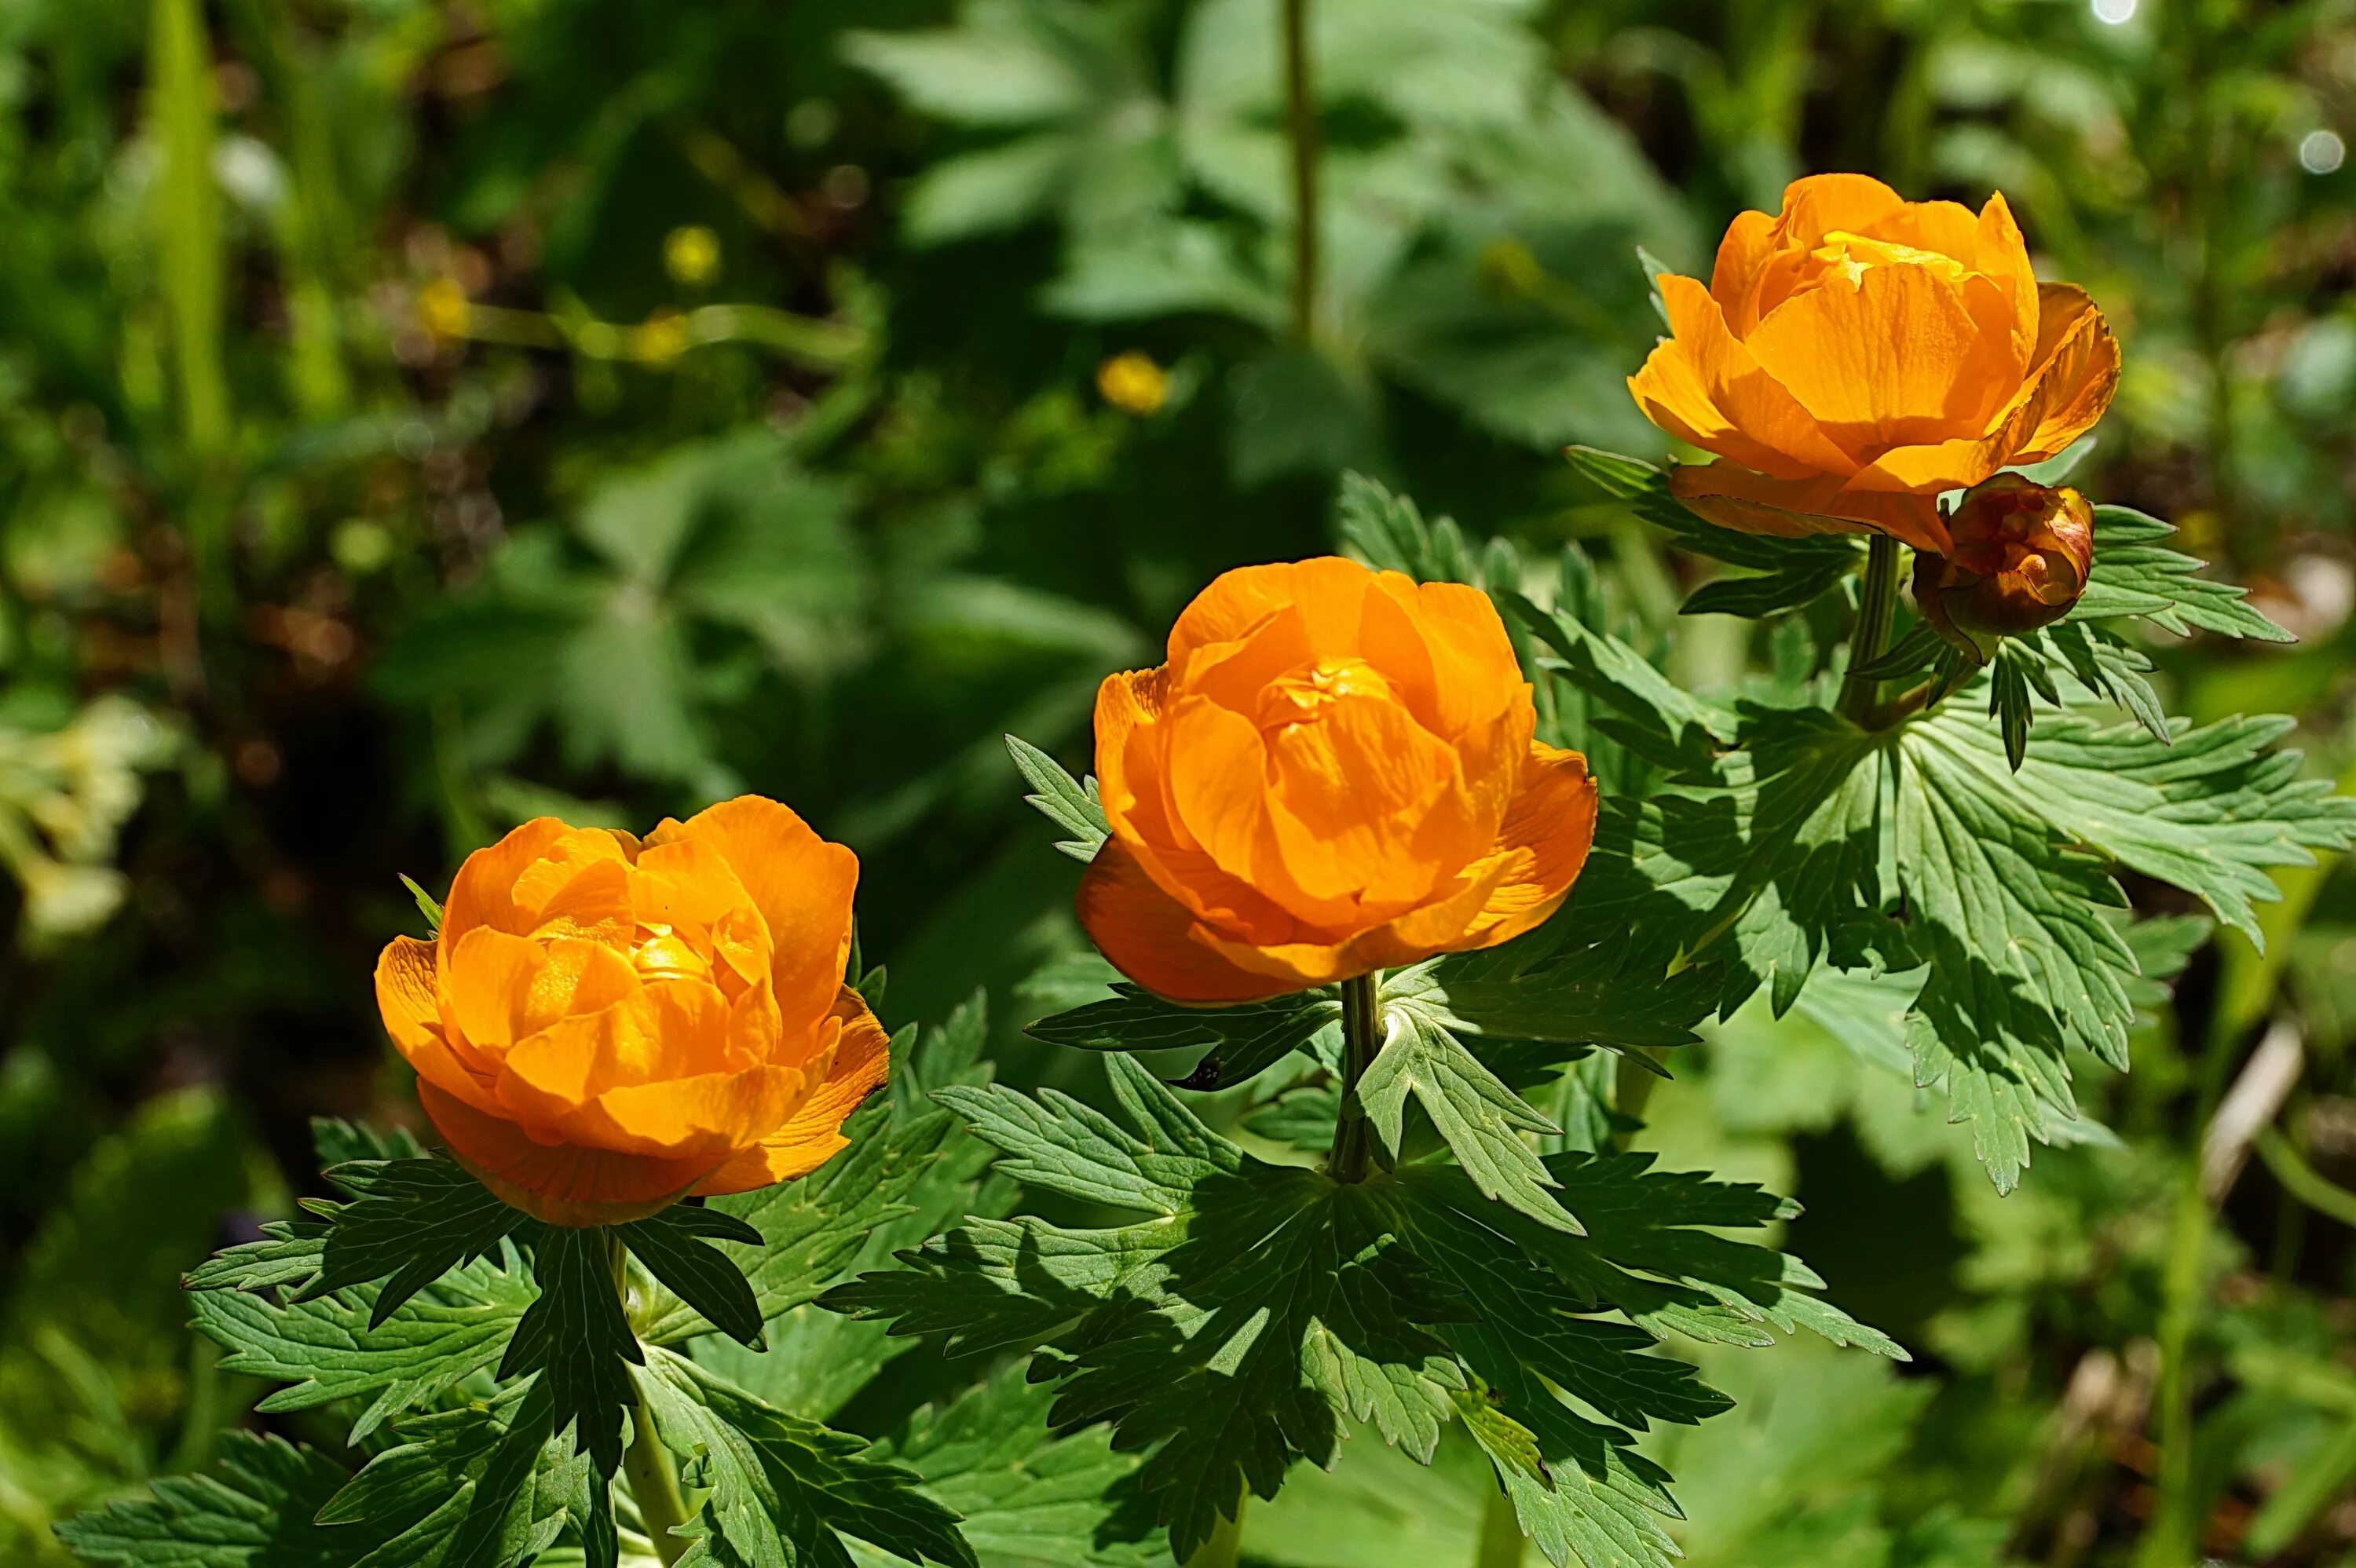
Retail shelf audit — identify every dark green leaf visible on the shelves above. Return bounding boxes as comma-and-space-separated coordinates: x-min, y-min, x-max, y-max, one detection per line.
620, 1207, 765, 1350
54, 1432, 353, 1567
1024, 984, 1341, 1090
498, 1227, 641, 1478
295, 1155, 533, 1329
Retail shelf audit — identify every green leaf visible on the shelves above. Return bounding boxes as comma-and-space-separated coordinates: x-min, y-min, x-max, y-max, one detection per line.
55, 1431, 353, 1567
1004, 733, 1109, 863
835, 1058, 1891, 1567
294, 1155, 533, 1329
1505, 590, 1736, 769
642, 1098, 975, 1346
312, 1117, 426, 1169
1385, 926, 1720, 1057
1355, 1003, 1573, 1234
1924, 707, 2356, 945
192, 1252, 534, 1442
2069, 505, 2295, 641
56, 1399, 595, 1568
399, 874, 444, 935
635, 1348, 976, 1568
497, 1227, 641, 1478
859, 1362, 1162, 1568
1337, 471, 1517, 592
1893, 716, 2139, 1191
620, 1207, 765, 1351
313, 1390, 591, 1568
1563, 447, 1863, 583
1023, 985, 1341, 1091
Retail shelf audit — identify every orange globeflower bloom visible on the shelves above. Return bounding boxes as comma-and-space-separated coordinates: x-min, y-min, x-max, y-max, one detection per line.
1078, 557, 1599, 1004
1915, 473, 2095, 660
373, 799, 888, 1226
1628, 174, 2119, 557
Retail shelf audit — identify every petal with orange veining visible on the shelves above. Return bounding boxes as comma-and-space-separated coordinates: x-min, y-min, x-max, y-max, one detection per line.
653, 796, 856, 1033
417, 1079, 720, 1227
1666, 462, 1952, 556
1629, 276, 1860, 478
1075, 838, 1313, 1003
694, 989, 892, 1193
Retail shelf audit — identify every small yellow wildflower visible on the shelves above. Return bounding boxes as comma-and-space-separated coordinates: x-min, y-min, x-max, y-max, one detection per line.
664, 225, 722, 287
1096, 351, 1169, 416
418, 278, 471, 341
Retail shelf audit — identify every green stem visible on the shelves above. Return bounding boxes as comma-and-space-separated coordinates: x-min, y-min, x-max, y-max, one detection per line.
613, 1237, 692, 1567
2255, 1128, 2356, 1231
2136, 1017, 2252, 1568
1474, 1482, 1525, 1568
1328, 970, 1384, 1185
1282, 0, 1319, 343
1838, 533, 1902, 723
1185, 1491, 1249, 1568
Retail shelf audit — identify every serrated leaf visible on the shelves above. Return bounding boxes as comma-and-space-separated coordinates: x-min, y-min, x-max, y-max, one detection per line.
498, 1227, 641, 1478
933, 1054, 1239, 1213
1384, 925, 1719, 1056
312, 1117, 427, 1170
858, 1362, 1162, 1568
2070, 505, 2295, 641
1337, 472, 1513, 592
833, 1059, 1891, 1567
55, 1431, 353, 1566
642, 1098, 970, 1345
1356, 1005, 1574, 1234
1023, 985, 1340, 1091
620, 1207, 765, 1350
1004, 733, 1109, 862
313, 1389, 587, 1568
193, 1252, 534, 1442
400, 874, 445, 935
1505, 590, 1736, 769
295, 1156, 533, 1328
635, 1347, 976, 1568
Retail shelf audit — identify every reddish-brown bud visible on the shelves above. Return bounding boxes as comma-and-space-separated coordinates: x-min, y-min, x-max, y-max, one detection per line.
1913, 473, 2094, 660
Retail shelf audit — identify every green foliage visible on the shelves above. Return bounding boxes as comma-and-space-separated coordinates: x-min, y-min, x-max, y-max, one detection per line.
830, 1056, 1893, 1566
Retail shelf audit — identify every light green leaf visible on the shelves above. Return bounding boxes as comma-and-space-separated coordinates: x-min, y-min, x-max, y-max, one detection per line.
635, 1349, 975, 1568
2069, 506, 2294, 641
53, 1431, 352, 1567
1003, 734, 1108, 863
1355, 1003, 1572, 1233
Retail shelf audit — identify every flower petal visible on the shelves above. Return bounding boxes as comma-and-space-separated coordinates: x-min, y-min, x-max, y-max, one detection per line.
694, 988, 893, 1193
1629, 275, 1860, 479
652, 797, 857, 1032
1667, 462, 1952, 555
1743, 260, 2024, 456
1457, 743, 1600, 946
1076, 837, 1316, 1003
440, 818, 573, 961
416, 1079, 719, 1227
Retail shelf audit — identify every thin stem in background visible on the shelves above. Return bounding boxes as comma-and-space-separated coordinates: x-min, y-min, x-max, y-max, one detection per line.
1328, 970, 1384, 1185
1476, 1483, 1526, 1568
1183, 1494, 1249, 1568
1838, 533, 1902, 723
1282, 0, 1319, 343
613, 1237, 693, 1567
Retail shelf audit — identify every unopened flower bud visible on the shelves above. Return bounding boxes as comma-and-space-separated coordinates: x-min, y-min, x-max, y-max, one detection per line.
1913, 473, 2094, 660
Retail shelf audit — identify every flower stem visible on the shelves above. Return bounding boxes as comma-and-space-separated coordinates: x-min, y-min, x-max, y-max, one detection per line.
1838, 532, 1902, 723
1475, 1483, 1525, 1568
1185, 1492, 1249, 1568
1282, 0, 1319, 343
1328, 970, 1384, 1184
613, 1236, 693, 1567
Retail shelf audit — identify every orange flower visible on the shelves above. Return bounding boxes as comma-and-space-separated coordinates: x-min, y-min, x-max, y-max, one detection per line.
373, 799, 888, 1226
1077, 557, 1598, 1004
1915, 473, 2094, 660
1628, 174, 2118, 557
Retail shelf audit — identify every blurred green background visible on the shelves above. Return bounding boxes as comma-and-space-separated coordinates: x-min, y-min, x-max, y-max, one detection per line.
2, 0, 2354, 1563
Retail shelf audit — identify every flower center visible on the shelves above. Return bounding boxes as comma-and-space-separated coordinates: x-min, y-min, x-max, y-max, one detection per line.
1811, 231, 1970, 290
630, 923, 715, 983
1256, 658, 1394, 732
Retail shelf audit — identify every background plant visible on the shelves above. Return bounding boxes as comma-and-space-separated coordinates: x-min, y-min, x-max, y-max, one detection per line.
4, 0, 2356, 1565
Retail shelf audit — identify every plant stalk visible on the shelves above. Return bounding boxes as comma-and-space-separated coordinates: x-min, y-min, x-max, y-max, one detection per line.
1282, 0, 1319, 343
2135, 1016, 2256, 1568
1184, 1492, 1249, 1568
1474, 1482, 1525, 1568
1838, 533, 1902, 723
613, 1237, 693, 1567
1328, 970, 1384, 1184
